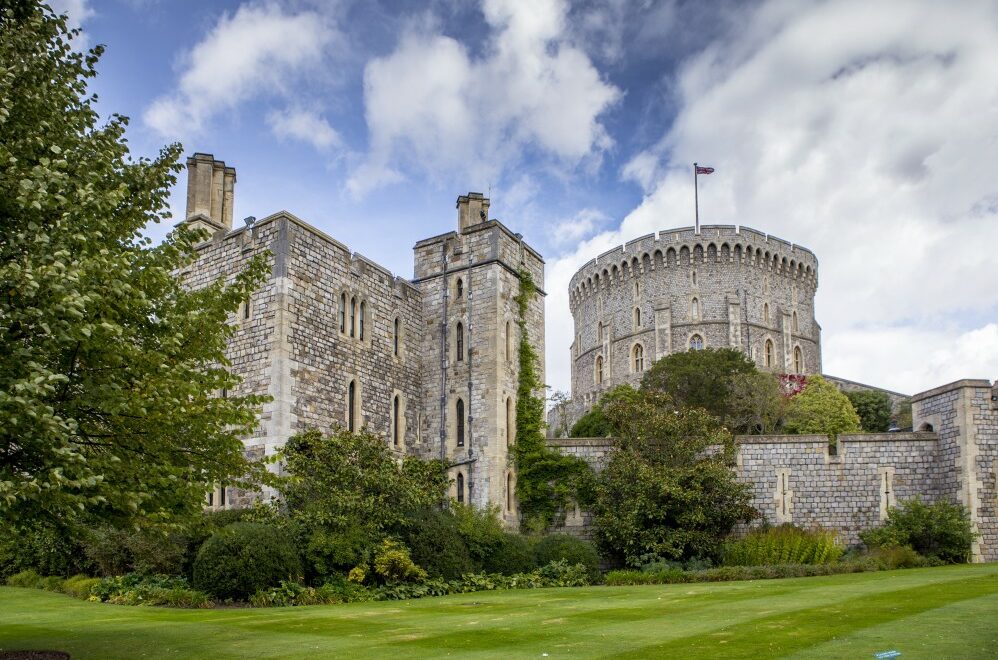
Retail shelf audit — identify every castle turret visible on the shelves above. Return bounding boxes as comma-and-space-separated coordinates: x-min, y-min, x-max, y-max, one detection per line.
184, 153, 235, 236
456, 192, 489, 233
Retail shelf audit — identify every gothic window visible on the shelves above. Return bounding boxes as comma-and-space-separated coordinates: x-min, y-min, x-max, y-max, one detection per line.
634, 281, 640, 296
505, 397, 513, 448
456, 399, 465, 447
393, 317, 400, 356
456, 322, 464, 362
765, 339, 774, 368
691, 298, 699, 320
633, 307, 641, 328
764, 303, 770, 325
505, 321, 512, 362
689, 334, 704, 351
794, 346, 803, 374
595, 355, 604, 384
506, 472, 512, 512
392, 395, 400, 447
456, 278, 464, 299
359, 301, 366, 340
350, 297, 356, 338
633, 344, 644, 372
793, 311, 799, 332
456, 472, 465, 503
219, 485, 226, 508
347, 380, 357, 432
340, 293, 346, 333
597, 321, 604, 342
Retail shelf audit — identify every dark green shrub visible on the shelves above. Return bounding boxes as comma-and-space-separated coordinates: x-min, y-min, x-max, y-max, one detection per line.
860, 498, 975, 563
82, 526, 132, 577
62, 575, 100, 599
482, 533, 535, 575
402, 508, 474, 580
6, 569, 42, 588
0, 521, 91, 578
453, 503, 507, 568
532, 535, 600, 579
192, 523, 303, 600
722, 525, 843, 566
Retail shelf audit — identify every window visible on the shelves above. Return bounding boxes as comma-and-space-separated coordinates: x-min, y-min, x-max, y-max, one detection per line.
597, 321, 604, 342
340, 293, 346, 333
219, 485, 226, 508
347, 380, 357, 431
393, 317, 400, 356
505, 397, 513, 448
456, 278, 464, 299
692, 270, 697, 286
794, 346, 803, 374
505, 321, 512, 362
220, 388, 227, 399
207, 491, 213, 507
765, 339, 774, 368
595, 355, 604, 384
350, 297, 356, 337
691, 297, 699, 320
243, 296, 251, 320
764, 303, 770, 325
634, 281, 640, 296
506, 473, 512, 512
456, 472, 465, 503
633, 344, 644, 372
359, 301, 366, 340
456, 322, 464, 362
392, 395, 400, 447
689, 334, 704, 351
456, 399, 465, 447
633, 307, 641, 328
792, 311, 799, 332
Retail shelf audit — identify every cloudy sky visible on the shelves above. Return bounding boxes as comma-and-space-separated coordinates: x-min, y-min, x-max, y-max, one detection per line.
58, 0, 998, 398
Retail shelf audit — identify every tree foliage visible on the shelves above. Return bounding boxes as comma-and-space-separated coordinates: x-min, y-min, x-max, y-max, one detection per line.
0, 3, 270, 527
783, 376, 861, 438
860, 498, 975, 564
845, 390, 893, 432
568, 385, 640, 438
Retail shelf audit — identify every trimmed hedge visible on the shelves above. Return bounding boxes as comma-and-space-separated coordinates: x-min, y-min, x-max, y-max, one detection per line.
192, 523, 302, 600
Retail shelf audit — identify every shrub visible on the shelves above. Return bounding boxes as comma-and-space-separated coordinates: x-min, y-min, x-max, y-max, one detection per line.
62, 575, 100, 599
192, 523, 303, 600
482, 533, 536, 575
402, 508, 474, 580
6, 569, 42, 588
532, 535, 600, 579
92, 574, 213, 608
0, 521, 91, 578
452, 503, 507, 568
372, 540, 427, 585
860, 498, 975, 563
722, 525, 843, 566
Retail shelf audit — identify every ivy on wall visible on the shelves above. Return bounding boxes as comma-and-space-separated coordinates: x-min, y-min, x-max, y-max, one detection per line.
511, 269, 592, 532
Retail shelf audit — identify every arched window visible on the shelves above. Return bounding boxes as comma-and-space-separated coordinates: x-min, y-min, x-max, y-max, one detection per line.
633, 307, 641, 328
243, 296, 251, 320
792, 311, 799, 333
595, 355, 604, 384
506, 472, 512, 512
764, 303, 770, 325
765, 339, 774, 368
794, 346, 803, 374
456, 278, 464, 299
219, 485, 226, 508
349, 297, 356, 338
393, 317, 400, 356
456, 322, 464, 362
456, 472, 465, 503
505, 321, 512, 362
392, 395, 400, 447
691, 298, 700, 320
340, 293, 346, 333
347, 380, 357, 432
456, 399, 465, 447
505, 397, 513, 448
634, 281, 640, 296
633, 344, 644, 372
359, 301, 366, 340
597, 321, 604, 342
689, 334, 704, 351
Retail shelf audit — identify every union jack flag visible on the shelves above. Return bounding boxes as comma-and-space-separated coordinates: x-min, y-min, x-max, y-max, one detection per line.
695, 165, 715, 175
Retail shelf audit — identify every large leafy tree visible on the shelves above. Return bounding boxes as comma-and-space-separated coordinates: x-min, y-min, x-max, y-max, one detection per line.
0, 2, 269, 527
783, 376, 862, 438
845, 389, 892, 432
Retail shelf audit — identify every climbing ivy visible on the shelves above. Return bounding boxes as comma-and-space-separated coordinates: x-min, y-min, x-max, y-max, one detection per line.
511, 269, 592, 532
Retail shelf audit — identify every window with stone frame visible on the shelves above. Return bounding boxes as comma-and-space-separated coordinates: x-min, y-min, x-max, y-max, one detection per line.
505, 321, 512, 362
393, 317, 401, 356
347, 379, 358, 432
794, 346, 803, 374
392, 395, 401, 447
456, 278, 464, 299
456, 472, 465, 503
456, 322, 464, 362
691, 297, 700, 320
765, 339, 774, 367
633, 306, 641, 329
633, 343, 644, 372
456, 398, 465, 447
340, 293, 346, 333
349, 296, 357, 338
689, 334, 704, 351
359, 301, 366, 340
595, 355, 604, 384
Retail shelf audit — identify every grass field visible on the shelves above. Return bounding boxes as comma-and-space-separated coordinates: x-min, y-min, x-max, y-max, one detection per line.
1, 564, 996, 659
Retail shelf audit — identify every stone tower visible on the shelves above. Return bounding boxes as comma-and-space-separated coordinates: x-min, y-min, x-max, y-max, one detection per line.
413, 195, 545, 527
184, 153, 236, 236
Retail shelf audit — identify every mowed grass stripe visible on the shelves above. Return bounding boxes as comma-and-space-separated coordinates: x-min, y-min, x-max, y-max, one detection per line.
0, 565, 995, 659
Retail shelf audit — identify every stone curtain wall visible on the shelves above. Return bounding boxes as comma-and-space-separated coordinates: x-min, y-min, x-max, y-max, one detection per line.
568, 225, 820, 415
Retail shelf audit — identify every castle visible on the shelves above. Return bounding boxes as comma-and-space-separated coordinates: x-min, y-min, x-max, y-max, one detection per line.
182, 153, 996, 561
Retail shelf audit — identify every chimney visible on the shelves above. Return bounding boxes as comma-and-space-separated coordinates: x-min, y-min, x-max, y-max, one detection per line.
184, 153, 236, 236
456, 192, 489, 233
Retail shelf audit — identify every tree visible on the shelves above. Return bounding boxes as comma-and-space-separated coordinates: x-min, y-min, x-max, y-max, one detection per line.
726, 372, 788, 435
0, 3, 270, 527
590, 391, 756, 566
845, 390, 893, 432
569, 385, 640, 438
783, 376, 861, 438
860, 498, 975, 563
278, 428, 449, 577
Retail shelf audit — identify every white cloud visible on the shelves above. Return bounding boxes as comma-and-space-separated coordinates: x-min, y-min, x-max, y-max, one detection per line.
145, 2, 335, 139
546, 0, 998, 396
268, 108, 341, 150
549, 208, 606, 246
348, 0, 620, 196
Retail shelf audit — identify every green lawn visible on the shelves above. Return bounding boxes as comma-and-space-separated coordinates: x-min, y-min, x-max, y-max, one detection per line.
1, 565, 996, 659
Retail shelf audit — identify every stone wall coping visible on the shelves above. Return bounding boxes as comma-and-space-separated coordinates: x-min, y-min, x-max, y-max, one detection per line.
840, 432, 937, 442
911, 379, 994, 403
822, 374, 911, 398
412, 218, 544, 263
735, 434, 829, 444
545, 437, 615, 448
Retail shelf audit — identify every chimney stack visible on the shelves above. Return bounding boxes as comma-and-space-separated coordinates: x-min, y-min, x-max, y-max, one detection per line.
185, 153, 236, 236
456, 192, 489, 233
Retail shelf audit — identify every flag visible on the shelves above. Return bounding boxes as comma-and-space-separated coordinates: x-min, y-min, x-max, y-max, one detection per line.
696, 165, 714, 175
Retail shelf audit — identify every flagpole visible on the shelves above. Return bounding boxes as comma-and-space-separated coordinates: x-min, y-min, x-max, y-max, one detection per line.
694, 162, 700, 234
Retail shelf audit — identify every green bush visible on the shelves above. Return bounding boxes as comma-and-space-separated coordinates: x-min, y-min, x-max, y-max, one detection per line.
249, 580, 370, 607
6, 569, 42, 588
722, 525, 843, 566
92, 573, 213, 608
860, 498, 975, 563
372, 539, 427, 585
0, 521, 91, 579
482, 533, 536, 575
62, 575, 100, 599
532, 535, 600, 579
192, 523, 303, 600
452, 503, 507, 568
401, 508, 474, 580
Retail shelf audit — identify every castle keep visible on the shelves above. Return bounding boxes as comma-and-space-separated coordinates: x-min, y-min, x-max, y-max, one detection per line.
181, 154, 543, 526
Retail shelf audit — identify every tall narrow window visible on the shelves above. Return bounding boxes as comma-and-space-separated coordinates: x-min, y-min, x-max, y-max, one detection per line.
219, 486, 226, 508
633, 344, 644, 372
456, 472, 465, 503
456, 278, 464, 299
350, 297, 356, 338
764, 303, 770, 325
359, 301, 366, 340
689, 334, 704, 351
456, 399, 465, 447
793, 311, 799, 332
243, 296, 251, 320
794, 346, 803, 374
765, 339, 774, 368
506, 473, 512, 512
505, 321, 512, 362
505, 397, 512, 448
340, 293, 346, 333
456, 322, 464, 361
633, 307, 641, 328
692, 270, 697, 286
597, 321, 603, 342
348, 380, 356, 432
393, 317, 400, 356
691, 298, 699, 320
207, 491, 213, 507
595, 355, 604, 384
392, 395, 400, 447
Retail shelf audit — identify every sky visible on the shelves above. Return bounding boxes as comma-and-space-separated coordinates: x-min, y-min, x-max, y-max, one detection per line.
55, 0, 998, 398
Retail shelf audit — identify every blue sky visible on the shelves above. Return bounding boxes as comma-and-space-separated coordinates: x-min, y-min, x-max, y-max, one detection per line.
57, 0, 998, 397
